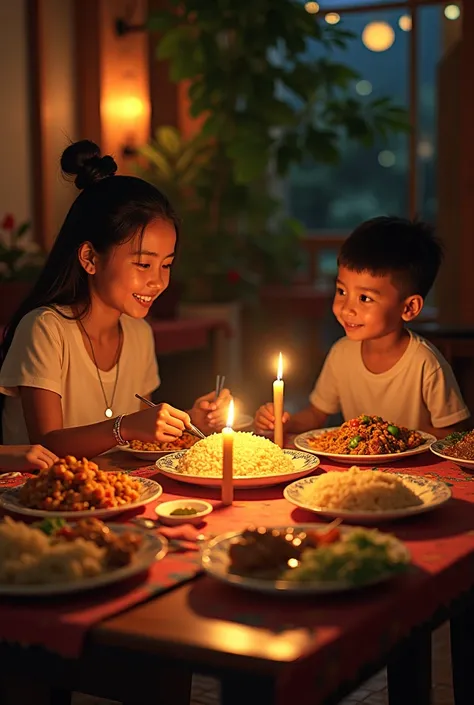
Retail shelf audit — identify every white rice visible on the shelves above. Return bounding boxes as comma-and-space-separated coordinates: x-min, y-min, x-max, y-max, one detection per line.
0, 517, 105, 585
177, 431, 294, 477
304, 467, 423, 511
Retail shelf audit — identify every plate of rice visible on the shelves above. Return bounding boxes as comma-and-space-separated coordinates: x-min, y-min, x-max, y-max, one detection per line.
284, 467, 451, 523
155, 431, 320, 488
201, 524, 410, 594
295, 415, 436, 464
0, 517, 167, 596
430, 432, 474, 469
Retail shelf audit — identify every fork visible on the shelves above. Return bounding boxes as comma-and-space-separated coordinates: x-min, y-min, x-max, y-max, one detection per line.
134, 394, 206, 440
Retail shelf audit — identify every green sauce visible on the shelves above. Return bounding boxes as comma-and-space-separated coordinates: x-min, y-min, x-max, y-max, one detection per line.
170, 507, 198, 516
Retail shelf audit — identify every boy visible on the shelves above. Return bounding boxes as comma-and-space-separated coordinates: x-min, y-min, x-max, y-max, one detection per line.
254, 216, 470, 438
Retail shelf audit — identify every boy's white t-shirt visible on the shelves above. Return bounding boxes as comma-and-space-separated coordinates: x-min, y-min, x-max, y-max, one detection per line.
310, 331, 470, 430
0, 307, 160, 444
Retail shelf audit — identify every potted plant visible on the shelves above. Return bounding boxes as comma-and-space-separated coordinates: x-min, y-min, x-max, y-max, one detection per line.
144, 1, 408, 290
0, 214, 45, 324
143, 1, 408, 381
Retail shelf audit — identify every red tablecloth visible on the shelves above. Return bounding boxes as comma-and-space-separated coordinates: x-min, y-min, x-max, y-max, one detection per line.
138, 452, 474, 705
1, 449, 474, 676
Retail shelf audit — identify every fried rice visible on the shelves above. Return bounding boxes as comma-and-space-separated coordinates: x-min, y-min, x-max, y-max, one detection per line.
308, 415, 424, 455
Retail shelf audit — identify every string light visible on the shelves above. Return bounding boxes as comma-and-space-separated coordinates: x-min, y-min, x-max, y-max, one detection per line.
398, 15, 412, 32
362, 21, 395, 52
304, 1, 319, 13
356, 80, 372, 96
378, 150, 396, 168
444, 5, 461, 21
325, 13, 340, 25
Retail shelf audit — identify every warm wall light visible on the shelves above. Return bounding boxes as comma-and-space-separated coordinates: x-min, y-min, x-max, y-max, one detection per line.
362, 21, 395, 52
304, 1, 319, 13
119, 96, 145, 120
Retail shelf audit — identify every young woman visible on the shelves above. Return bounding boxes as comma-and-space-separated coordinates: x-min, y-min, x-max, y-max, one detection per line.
0, 140, 230, 458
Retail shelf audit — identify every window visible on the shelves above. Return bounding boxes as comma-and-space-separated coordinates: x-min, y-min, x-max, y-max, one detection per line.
287, 1, 463, 236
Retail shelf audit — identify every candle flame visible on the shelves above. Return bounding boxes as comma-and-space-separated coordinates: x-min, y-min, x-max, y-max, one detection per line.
226, 398, 235, 428
277, 352, 283, 381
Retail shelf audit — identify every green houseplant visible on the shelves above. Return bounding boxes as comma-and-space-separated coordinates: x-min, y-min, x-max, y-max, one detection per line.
144, 1, 408, 304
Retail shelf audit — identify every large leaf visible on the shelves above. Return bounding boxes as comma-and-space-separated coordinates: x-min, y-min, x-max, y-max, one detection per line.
155, 126, 182, 156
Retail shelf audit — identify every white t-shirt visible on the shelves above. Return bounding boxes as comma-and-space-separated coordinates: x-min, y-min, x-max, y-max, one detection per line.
0, 307, 160, 444
309, 331, 470, 430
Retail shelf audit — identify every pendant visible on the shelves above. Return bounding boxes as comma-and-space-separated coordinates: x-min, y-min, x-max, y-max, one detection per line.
105, 408, 113, 418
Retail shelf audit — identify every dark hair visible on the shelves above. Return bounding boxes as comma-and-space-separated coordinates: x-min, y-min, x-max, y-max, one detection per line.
338, 216, 443, 299
0, 140, 180, 368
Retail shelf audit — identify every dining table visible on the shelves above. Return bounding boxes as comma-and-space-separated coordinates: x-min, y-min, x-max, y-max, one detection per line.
1, 440, 474, 705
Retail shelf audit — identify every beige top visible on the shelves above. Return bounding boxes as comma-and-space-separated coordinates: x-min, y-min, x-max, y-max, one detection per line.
0, 307, 160, 444
309, 331, 470, 430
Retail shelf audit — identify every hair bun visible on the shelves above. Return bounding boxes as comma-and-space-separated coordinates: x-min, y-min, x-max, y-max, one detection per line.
61, 140, 118, 190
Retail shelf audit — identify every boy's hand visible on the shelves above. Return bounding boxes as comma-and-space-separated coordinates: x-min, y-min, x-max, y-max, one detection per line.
254, 403, 290, 433
0, 444, 58, 472
190, 388, 232, 432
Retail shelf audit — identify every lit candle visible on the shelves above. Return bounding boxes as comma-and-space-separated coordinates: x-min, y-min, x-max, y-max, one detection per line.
222, 398, 234, 505
273, 352, 284, 448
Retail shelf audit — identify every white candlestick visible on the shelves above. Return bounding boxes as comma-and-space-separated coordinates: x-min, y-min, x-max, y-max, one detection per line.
222, 399, 234, 505
273, 352, 284, 448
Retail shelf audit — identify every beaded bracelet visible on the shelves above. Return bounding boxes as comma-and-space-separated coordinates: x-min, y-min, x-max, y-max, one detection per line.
112, 414, 127, 446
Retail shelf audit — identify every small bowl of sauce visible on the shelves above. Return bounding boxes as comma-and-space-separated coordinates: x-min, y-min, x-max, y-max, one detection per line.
155, 499, 213, 526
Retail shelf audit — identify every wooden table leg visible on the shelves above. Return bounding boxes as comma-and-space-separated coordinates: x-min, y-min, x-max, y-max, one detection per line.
0, 681, 67, 705
451, 600, 474, 705
221, 673, 275, 705
387, 628, 432, 705
122, 665, 192, 705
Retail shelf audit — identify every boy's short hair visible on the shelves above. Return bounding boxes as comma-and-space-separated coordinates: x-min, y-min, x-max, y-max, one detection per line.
338, 216, 444, 299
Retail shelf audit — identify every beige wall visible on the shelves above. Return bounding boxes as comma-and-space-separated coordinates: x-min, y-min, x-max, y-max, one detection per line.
0, 0, 78, 245
37, 0, 78, 245
0, 0, 32, 226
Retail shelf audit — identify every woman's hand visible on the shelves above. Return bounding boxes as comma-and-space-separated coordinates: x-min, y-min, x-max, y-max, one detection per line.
254, 402, 290, 434
121, 403, 191, 444
0, 444, 58, 472
190, 388, 233, 433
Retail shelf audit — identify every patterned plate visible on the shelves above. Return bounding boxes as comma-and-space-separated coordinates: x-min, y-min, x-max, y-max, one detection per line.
0, 524, 167, 596
430, 440, 474, 470
119, 444, 193, 460
201, 525, 410, 594
294, 428, 436, 465
155, 449, 320, 488
0, 477, 163, 519
283, 472, 451, 524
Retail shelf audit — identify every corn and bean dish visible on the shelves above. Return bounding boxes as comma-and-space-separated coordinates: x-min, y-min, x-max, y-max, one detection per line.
308, 415, 424, 455
129, 433, 197, 452
19, 456, 141, 511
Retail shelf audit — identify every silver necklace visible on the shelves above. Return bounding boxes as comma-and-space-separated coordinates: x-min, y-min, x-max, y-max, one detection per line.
79, 320, 122, 418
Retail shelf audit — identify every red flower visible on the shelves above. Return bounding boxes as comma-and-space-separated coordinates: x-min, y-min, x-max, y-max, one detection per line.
227, 270, 240, 284
1, 214, 15, 230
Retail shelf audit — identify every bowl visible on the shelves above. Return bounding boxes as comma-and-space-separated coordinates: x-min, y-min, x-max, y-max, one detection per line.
155, 499, 213, 526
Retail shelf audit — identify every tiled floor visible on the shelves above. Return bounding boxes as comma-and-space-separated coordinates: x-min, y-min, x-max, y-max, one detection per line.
73, 622, 454, 705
